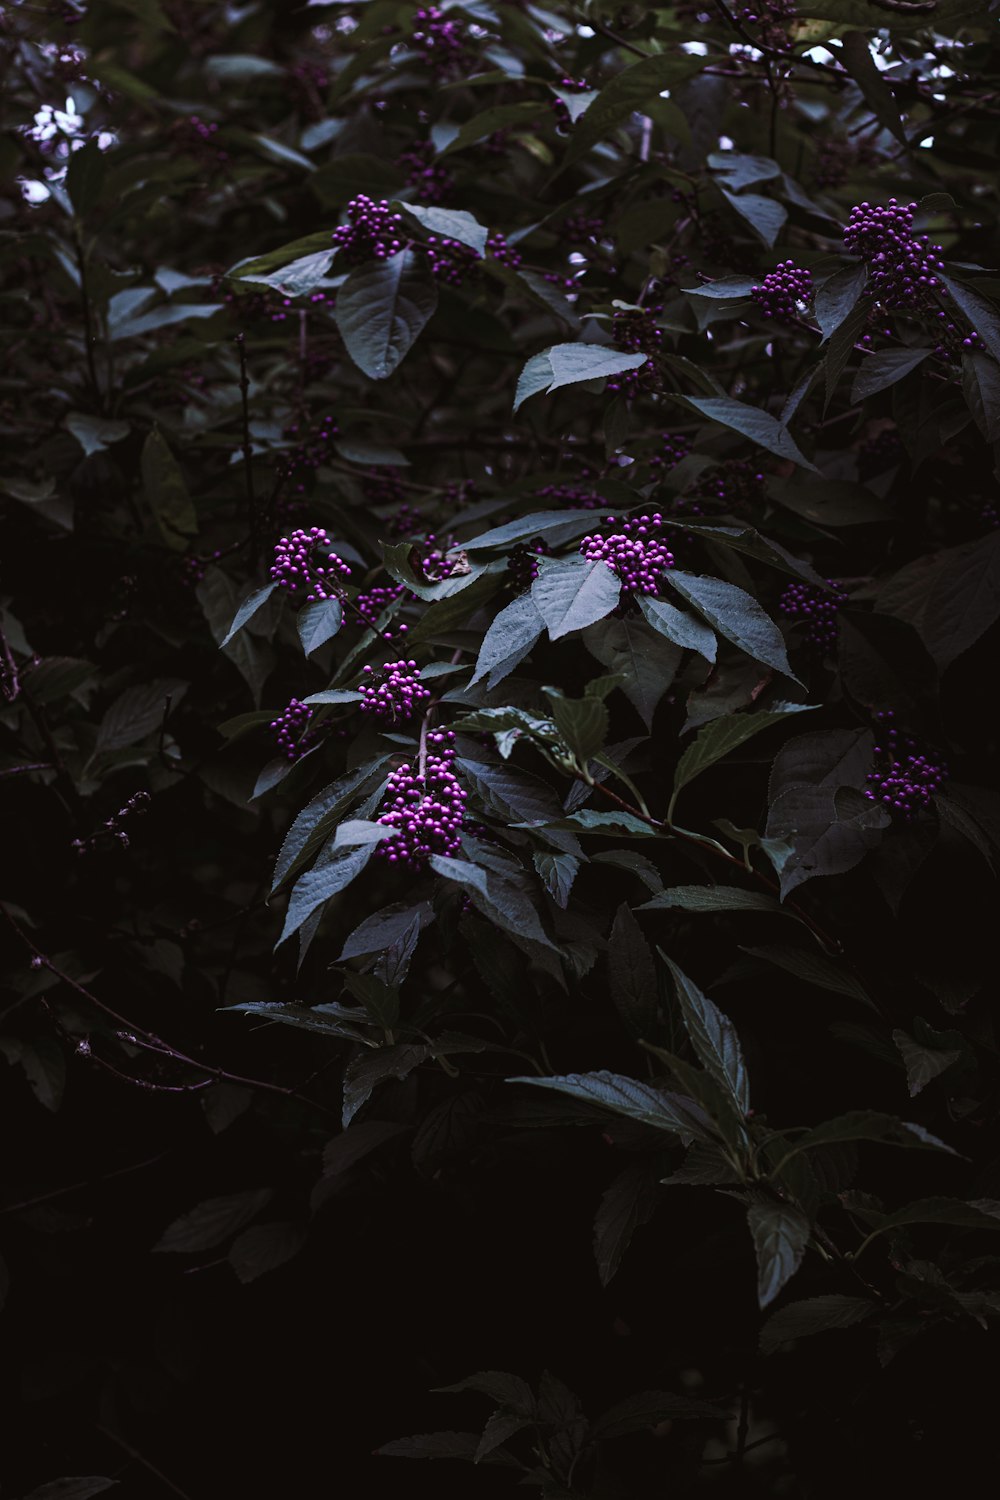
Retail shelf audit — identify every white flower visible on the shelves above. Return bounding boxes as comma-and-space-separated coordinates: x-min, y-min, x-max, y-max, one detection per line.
26, 96, 84, 145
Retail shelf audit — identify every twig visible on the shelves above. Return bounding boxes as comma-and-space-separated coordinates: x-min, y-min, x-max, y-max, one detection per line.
97, 1424, 195, 1500
0, 619, 21, 702
0, 904, 336, 1117
75, 229, 103, 411
0, 1151, 170, 1215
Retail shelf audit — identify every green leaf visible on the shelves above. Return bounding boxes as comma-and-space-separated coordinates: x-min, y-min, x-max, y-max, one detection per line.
335, 249, 438, 380
686, 275, 758, 301
840, 33, 908, 145
640, 885, 785, 917
747, 1199, 810, 1308
662, 955, 750, 1116
667, 571, 798, 681
850, 348, 931, 403
533, 850, 580, 908
65, 139, 108, 216
939, 271, 1000, 365
154, 1188, 272, 1252
961, 352, 1000, 442
228, 1222, 306, 1283
141, 428, 198, 549
279, 843, 372, 944
607, 903, 658, 1039
760, 1295, 875, 1355
65, 413, 130, 458
637, 595, 717, 663
23, 1483, 118, 1500
592, 1162, 661, 1287
439, 101, 542, 155
470, 592, 544, 690
508, 1070, 716, 1141
720, 189, 787, 248
429, 855, 556, 950
514, 344, 648, 409
684, 398, 816, 471
710, 151, 781, 190
562, 54, 698, 168
592, 1390, 726, 1439
397, 202, 488, 255
813, 264, 868, 340
531, 556, 621, 640
673, 706, 811, 801
877, 530, 1000, 671
220, 583, 277, 648
297, 598, 343, 656
824, 297, 872, 407
583, 613, 683, 729
767, 476, 891, 527
240, 249, 334, 298
743, 943, 874, 1006
542, 686, 609, 764
94, 677, 186, 755
787, 1111, 958, 1156
892, 1028, 963, 1098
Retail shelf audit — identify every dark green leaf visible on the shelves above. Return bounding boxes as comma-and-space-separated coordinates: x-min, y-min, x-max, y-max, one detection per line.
562, 54, 698, 168
542, 686, 609, 763
814, 263, 868, 340
961, 352, 1000, 442
662, 955, 750, 1115
470, 593, 544, 689
877, 530, 1000, 670
335, 249, 439, 380
508, 1071, 715, 1141
747, 1198, 811, 1308
607, 903, 658, 1039
228, 1222, 306, 1283
667, 571, 800, 681
141, 428, 198, 550
637, 595, 717, 663
220, 583, 277, 648
840, 33, 908, 145
398, 202, 488, 255
892, 1028, 963, 1098
592, 1390, 726, 1439
154, 1189, 272, 1252
592, 1162, 661, 1287
850, 348, 931, 403
684, 398, 817, 471
939, 271, 1000, 365
673, 706, 811, 801
297, 599, 344, 656
720, 189, 787, 248
760, 1295, 875, 1355
641, 885, 785, 916
278, 843, 372, 944
531, 556, 621, 640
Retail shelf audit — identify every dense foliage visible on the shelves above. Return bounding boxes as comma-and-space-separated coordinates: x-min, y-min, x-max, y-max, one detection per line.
3, 1, 1000, 1493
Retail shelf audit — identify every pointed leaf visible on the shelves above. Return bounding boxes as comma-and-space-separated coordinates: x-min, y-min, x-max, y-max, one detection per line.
508, 1070, 716, 1140
335, 249, 439, 380
685, 397, 817, 471
667, 571, 799, 681
747, 1199, 810, 1308
531, 555, 621, 640
662, 955, 750, 1115
154, 1189, 272, 1252
760, 1294, 875, 1355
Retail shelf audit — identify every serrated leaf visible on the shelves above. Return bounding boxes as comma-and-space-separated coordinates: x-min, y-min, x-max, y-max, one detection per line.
154, 1188, 272, 1252
531, 555, 621, 640
94, 677, 186, 755
685, 397, 816, 471
562, 53, 698, 168
592, 1390, 726, 1438
641, 885, 784, 916
850, 347, 931, 403
228, 1222, 305, 1283
720, 188, 786, 248
787, 1111, 958, 1156
439, 100, 542, 156
961, 352, 1000, 442
278, 843, 372, 945
508, 1070, 715, 1141
335, 249, 438, 380
592, 1162, 661, 1286
272, 756, 391, 891
759, 1295, 875, 1355
138, 425, 198, 548
220, 583, 277, 648
939, 271, 1000, 365
673, 706, 811, 801
877, 529, 1000, 671
813, 263, 868, 340
840, 32, 908, 145
637, 595, 717, 663
397, 202, 488, 255
666, 571, 800, 681
662, 955, 750, 1116
470, 592, 544, 689
607, 903, 658, 1039
297, 597, 343, 656
747, 1199, 810, 1308
743, 943, 874, 1006
892, 1028, 963, 1098
583, 613, 683, 729
23, 1483, 118, 1500
542, 686, 608, 763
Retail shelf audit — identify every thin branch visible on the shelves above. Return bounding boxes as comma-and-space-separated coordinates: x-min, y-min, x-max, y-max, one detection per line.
235, 332, 258, 564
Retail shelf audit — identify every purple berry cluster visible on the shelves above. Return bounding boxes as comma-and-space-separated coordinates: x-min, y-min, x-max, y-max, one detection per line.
690, 457, 766, 515
563, 212, 606, 244
844, 199, 944, 309
278, 414, 339, 492
270, 527, 352, 602
779, 578, 847, 651
397, 142, 454, 204
649, 431, 692, 477
331, 195, 407, 265
355, 581, 409, 638
362, 465, 407, 508
270, 698, 318, 761
508, 539, 549, 588
375, 730, 467, 866
173, 114, 228, 165
606, 307, 664, 396
752, 261, 813, 324
420, 534, 461, 582
580, 514, 675, 594
410, 6, 474, 77
486, 231, 522, 269
359, 660, 431, 721
736, 0, 797, 47
864, 710, 947, 819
